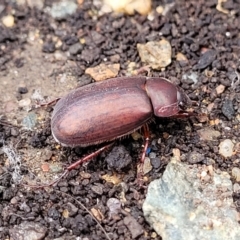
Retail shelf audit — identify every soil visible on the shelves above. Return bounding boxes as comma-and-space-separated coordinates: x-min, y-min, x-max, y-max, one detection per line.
0, 0, 240, 239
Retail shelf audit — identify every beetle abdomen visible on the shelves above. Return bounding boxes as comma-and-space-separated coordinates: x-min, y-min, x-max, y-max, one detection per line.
51, 77, 153, 147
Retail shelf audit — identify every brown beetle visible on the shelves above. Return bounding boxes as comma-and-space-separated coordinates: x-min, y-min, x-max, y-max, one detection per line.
52, 77, 191, 147
48, 77, 192, 186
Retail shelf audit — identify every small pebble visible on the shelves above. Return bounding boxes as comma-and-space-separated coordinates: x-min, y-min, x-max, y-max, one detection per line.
232, 167, 240, 181
49, 163, 63, 173
80, 171, 91, 179
62, 209, 69, 218
9, 222, 47, 240
137, 39, 172, 69
65, 202, 78, 217
197, 128, 220, 141
49, 0, 78, 20
60, 187, 68, 192
10, 197, 18, 204
105, 145, 132, 171
85, 63, 120, 81
222, 99, 235, 120
195, 49, 216, 70
41, 163, 50, 172
41, 149, 53, 161
142, 157, 152, 175
104, 0, 152, 15
54, 51, 66, 61
20, 202, 31, 212
233, 183, 240, 193
123, 215, 144, 239
182, 71, 198, 84
18, 87, 28, 94
82, 179, 90, 186
91, 184, 103, 195
107, 198, 122, 217
91, 31, 105, 45
69, 43, 83, 55
176, 52, 188, 61
24, 0, 44, 10
18, 98, 31, 108
215, 84, 225, 95
202, 158, 215, 166
149, 152, 156, 159
42, 41, 56, 53
150, 157, 161, 169
219, 139, 234, 158
2, 15, 14, 27
131, 132, 142, 141
10, 128, 19, 136
22, 112, 37, 129
187, 151, 205, 164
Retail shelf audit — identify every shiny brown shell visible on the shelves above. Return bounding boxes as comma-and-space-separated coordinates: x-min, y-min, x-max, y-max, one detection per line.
51, 77, 191, 147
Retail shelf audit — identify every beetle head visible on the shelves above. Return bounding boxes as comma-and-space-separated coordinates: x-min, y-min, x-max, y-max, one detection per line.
146, 77, 192, 118
176, 85, 192, 110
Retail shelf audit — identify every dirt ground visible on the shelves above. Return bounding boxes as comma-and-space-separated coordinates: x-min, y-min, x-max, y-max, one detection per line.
0, 0, 240, 239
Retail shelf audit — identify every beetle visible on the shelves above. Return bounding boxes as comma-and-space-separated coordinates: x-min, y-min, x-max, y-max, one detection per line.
49, 76, 192, 186
52, 76, 191, 146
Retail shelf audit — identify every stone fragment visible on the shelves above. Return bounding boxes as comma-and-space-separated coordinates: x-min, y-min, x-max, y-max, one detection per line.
9, 222, 47, 240
123, 215, 144, 239
143, 159, 240, 240
197, 127, 221, 141
222, 99, 235, 120
137, 39, 172, 69
195, 49, 217, 70
2, 15, 14, 27
85, 63, 120, 81
219, 139, 234, 158
48, 0, 78, 20
104, 0, 152, 15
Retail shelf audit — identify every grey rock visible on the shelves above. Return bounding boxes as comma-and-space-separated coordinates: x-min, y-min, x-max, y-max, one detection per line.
195, 49, 217, 70
69, 43, 83, 55
9, 222, 47, 240
187, 151, 205, 164
106, 145, 132, 171
48, 0, 78, 20
222, 99, 235, 120
91, 183, 104, 195
182, 71, 199, 84
20, 202, 31, 212
65, 202, 78, 217
123, 215, 144, 239
143, 158, 240, 240
150, 157, 161, 169
149, 152, 156, 159
22, 112, 37, 130
11, 127, 19, 136
90, 31, 105, 45
27, 0, 44, 10
107, 198, 122, 217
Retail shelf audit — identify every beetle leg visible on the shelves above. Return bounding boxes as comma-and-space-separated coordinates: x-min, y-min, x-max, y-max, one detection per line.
67, 143, 114, 171
136, 64, 151, 76
23, 143, 114, 189
137, 124, 150, 182
140, 124, 150, 164
39, 97, 60, 107
173, 110, 197, 118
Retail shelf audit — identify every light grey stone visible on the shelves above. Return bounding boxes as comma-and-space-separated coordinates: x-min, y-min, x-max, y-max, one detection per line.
143, 158, 240, 240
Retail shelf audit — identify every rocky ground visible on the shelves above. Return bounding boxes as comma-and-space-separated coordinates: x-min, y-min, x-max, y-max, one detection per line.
0, 0, 240, 239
